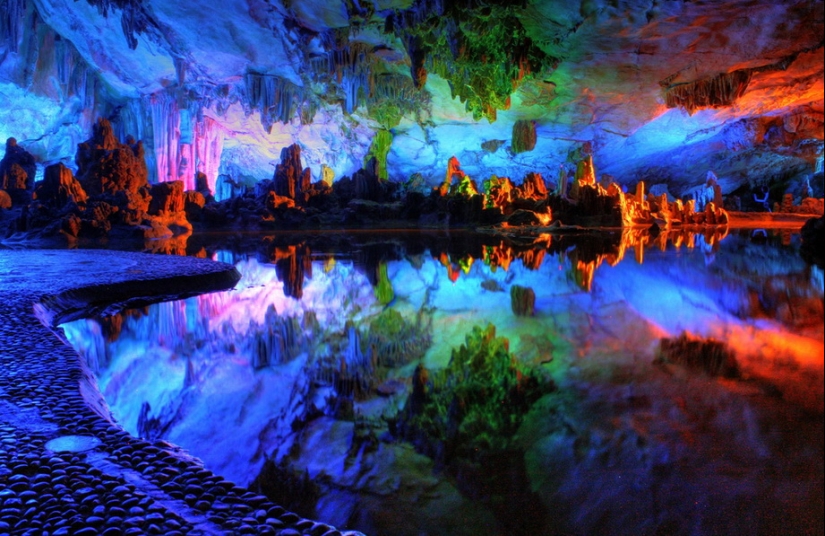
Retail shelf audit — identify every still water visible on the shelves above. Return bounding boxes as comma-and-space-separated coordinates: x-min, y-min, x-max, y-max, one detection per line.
62, 229, 824, 536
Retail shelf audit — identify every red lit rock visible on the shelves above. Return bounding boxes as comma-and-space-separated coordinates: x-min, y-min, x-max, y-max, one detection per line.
76, 118, 149, 197
148, 180, 185, 214
0, 189, 12, 209
517, 172, 548, 201
34, 163, 88, 208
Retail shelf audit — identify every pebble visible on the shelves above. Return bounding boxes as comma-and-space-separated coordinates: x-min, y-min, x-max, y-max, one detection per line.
0, 250, 347, 536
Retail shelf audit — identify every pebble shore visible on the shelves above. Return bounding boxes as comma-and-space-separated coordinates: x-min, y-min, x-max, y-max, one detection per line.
0, 249, 361, 536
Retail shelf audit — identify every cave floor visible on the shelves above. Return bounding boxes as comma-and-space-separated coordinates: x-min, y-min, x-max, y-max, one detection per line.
0, 249, 357, 536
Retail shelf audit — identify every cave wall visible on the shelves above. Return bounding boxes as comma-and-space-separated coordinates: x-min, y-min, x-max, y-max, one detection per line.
0, 0, 822, 199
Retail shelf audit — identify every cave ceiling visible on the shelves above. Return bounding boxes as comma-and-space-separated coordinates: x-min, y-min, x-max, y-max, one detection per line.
1, 0, 823, 196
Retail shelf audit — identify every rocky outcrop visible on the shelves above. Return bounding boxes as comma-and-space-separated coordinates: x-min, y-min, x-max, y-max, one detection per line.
516, 172, 548, 201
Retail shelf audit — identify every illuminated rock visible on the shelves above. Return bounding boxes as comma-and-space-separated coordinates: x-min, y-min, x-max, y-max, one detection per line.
76, 119, 148, 197
183, 190, 206, 221
33, 163, 88, 208
440, 156, 468, 197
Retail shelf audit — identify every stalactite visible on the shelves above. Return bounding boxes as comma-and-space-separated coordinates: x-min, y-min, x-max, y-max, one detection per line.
84, 0, 158, 51
333, 42, 373, 114
193, 116, 224, 195
388, 0, 552, 121
245, 72, 312, 132
252, 306, 305, 369
664, 70, 752, 115
0, 0, 25, 53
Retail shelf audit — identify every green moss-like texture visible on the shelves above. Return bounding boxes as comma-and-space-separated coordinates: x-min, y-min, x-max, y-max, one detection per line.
390, 1, 555, 121
365, 129, 393, 181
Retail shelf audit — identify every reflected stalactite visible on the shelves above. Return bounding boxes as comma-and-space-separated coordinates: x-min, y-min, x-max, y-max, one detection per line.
251, 306, 308, 369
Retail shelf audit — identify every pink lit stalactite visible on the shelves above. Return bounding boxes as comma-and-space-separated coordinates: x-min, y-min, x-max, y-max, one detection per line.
195, 117, 225, 194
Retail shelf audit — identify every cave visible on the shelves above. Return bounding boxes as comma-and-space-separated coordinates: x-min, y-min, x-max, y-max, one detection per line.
0, 1, 823, 535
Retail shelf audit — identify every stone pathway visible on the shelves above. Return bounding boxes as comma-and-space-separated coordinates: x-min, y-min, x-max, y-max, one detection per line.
0, 249, 360, 535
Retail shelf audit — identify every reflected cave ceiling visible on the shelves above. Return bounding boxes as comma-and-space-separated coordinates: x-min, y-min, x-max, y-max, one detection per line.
1, 0, 823, 197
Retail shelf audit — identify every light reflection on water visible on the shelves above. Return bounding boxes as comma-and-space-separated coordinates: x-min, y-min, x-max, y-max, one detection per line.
61, 229, 824, 536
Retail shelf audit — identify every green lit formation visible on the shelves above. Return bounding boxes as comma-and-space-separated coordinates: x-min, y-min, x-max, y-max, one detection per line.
365, 129, 393, 182
393, 1, 554, 121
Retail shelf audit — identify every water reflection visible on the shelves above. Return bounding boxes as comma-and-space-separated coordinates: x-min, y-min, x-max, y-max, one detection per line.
62, 229, 824, 536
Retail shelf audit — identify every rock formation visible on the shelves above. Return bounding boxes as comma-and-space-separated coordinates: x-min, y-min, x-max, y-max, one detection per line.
33, 163, 88, 208
273, 144, 311, 204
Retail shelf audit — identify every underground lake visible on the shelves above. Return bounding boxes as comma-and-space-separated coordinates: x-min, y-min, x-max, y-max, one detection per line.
59, 229, 824, 536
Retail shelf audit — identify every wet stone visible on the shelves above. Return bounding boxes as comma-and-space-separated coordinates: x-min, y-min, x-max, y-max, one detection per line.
86, 515, 105, 526
266, 518, 285, 528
